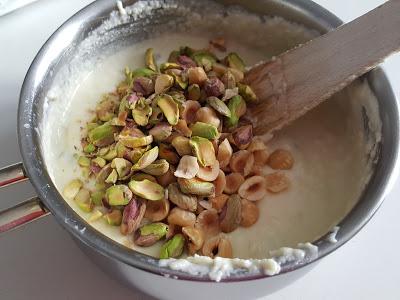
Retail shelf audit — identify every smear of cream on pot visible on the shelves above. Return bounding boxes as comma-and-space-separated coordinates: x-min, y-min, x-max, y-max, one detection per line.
40, 0, 381, 281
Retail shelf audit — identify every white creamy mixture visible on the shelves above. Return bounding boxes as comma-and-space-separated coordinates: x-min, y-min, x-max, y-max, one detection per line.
40, 1, 381, 280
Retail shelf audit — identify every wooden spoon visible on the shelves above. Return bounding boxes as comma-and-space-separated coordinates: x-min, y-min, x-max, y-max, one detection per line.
245, 0, 400, 135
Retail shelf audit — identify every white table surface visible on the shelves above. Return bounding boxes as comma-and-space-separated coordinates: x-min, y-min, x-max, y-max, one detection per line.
0, 0, 399, 299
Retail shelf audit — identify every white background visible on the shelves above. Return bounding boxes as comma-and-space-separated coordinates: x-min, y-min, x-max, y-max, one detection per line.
0, 0, 399, 299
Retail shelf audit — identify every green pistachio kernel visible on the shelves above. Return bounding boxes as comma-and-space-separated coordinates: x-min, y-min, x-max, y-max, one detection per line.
128, 179, 165, 201
159, 234, 185, 259
190, 122, 219, 140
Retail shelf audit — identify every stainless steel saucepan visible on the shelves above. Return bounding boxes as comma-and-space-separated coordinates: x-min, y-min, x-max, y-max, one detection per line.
0, 1, 398, 299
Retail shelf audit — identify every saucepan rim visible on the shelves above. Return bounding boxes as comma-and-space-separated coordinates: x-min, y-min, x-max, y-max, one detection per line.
17, 0, 400, 282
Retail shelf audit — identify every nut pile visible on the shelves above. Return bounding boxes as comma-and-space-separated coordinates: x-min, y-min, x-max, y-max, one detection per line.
63, 40, 294, 259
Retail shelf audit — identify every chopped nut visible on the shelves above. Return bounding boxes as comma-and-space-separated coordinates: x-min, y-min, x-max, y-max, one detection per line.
142, 159, 170, 176
177, 177, 215, 196
220, 194, 241, 233
225, 52, 245, 72
74, 188, 93, 213
189, 136, 216, 167
171, 136, 192, 156
157, 94, 179, 125
156, 165, 177, 187
128, 179, 165, 201
132, 146, 159, 170
217, 138, 233, 168
133, 77, 155, 96
155, 74, 174, 94
240, 199, 259, 227
221, 70, 236, 89
160, 234, 185, 259
105, 209, 122, 226
148, 123, 172, 142
119, 135, 153, 148
191, 122, 219, 140
63, 179, 83, 200
182, 226, 204, 255
145, 48, 157, 71
265, 172, 290, 193
145, 197, 170, 222
105, 185, 132, 206
267, 149, 294, 170
210, 194, 229, 212
204, 77, 225, 97
202, 234, 232, 258
229, 150, 254, 176
174, 119, 192, 137
134, 222, 168, 247
195, 107, 220, 128
158, 144, 180, 165
196, 160, 220, 182
168, 207, 196, 227
120, 198, 146, 234
224, 172, 245, 194
131, 172, 157, 183
195, 209, 220, 238
174, 155, 199, 179
187, 84, 201, 101
168, 183, 197, 212
88, 123, 118, 147
214, 170, 226, 196
238, 176, 266, 201
226, 95, 246, 128
180, 100, 201, 124
187, 67, 208, 85
238, 83, 258, 103
206, 97, 231, 117
231, 125, 253, 149
253, 150, 269, 166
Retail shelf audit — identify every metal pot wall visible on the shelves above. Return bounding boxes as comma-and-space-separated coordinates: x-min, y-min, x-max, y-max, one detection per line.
0, 0, 398, 299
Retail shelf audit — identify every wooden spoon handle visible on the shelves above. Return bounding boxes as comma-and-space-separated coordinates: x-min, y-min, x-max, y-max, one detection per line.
246, 0, 400, 135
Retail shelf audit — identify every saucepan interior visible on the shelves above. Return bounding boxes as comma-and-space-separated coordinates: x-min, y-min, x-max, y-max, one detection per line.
18, 0, 399, 282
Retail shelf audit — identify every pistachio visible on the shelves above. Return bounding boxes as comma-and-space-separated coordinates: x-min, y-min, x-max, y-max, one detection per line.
202, 234, 232, 258
210, 194, 229, 212
240, 199, 259, 227
142, 159, 170, 176
131, 100, 152, 126
180, 100, 201, 124
102, 147, 118, 161
195, 209, 220, 238
149, 123, 172, 142
105, 169, 118, 184
238, 176, 266, 201
90, 190, 105, 206
131, 67, 156, 78
158, 144, 179, 165
267, 149, 294, 170
111, 157, 132, 179
224, 172, 245, 194
187, 84, 201, 101
177, 177, 215, 196
105, 185, 132, 206
225, 95, 246, 128
168, 183, 197, 212
265, 172, 290, 193
92, 156, 106, 168
230, 150, 254, 177
176, 55, 197, 68
189, 136, 216, 167
168, 50, 180, 63
78, 156, 91, 167
131, 172, 157, 183
120, 124, 144, 138
88, 209, 104, 222
221, 87, 239, 102
253, 150, 269, 166
206, 97, 231, 117
191, 122, 219, 140
88, 123, 118, 147
145, 48, 157, 72
73, 188, 93, 213
238, 83, 258, 103
214, 170, 226, 196
182, 226, 204, 255
180, 46, 196, 57
212, 62, 228, 76
221, 70, 236, 89
195, 107, 220, 128
159, 234, 185, 259
106, 209, 123, 226
120, 198, 146, 234
187, 67, 208, 85
155, 74, 174, 94
160, 62, 181, 73
231, 125, 253, 148
156, 165, 176, 187
132, 146, 159, 170
174, 119, 192, 137
133, 77, 155, 96
167, 207, 196, 227
168, 90, 186, 105
204, 77, 225, 97
145, 197, 170, 221
83, 143, 96, 153
118, 135, 153, 149
192, 51, 217, 71
96, 164, 113, 184
247, 139, 267, 152
217, 138, 233, 168
225, 52, 245, 72
174, 155, 199, 179
220, 194, 241, 233
173, 74, 188, 90
96, 95, 118, 121
128, 179, 165, 201
171, 136, 192, 156
134, 222, 168, 247
149, 106, 164, 124
196, 160, 220, 182
157, 94, 179, 125
228, 67, 244, 82
63, 179, 83, 199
